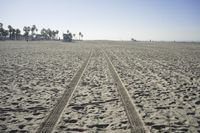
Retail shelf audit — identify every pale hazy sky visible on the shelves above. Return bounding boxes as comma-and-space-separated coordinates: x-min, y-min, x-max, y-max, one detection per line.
1, 0, 200, 41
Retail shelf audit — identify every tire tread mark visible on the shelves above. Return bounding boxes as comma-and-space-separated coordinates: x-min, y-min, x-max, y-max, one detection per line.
36, 50, 92, 133
103, 50, 149, 133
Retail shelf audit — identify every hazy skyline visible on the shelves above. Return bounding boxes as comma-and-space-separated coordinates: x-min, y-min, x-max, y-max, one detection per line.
1, 0, 200, 41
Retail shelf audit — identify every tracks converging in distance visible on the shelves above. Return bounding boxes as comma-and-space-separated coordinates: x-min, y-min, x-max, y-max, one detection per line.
36, 50, 93, 133
37, 49, 148, 133
103, 50, 148, 133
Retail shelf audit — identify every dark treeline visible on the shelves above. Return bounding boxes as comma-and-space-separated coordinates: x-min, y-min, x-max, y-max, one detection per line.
63, 30, 83, 42
0, 23, 59, 41
0, 22, 84, 42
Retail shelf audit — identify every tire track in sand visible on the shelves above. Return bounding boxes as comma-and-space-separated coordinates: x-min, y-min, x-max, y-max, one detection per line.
36, 50, 93, 133
53, 48, 131, 132
103, 50, 149, 133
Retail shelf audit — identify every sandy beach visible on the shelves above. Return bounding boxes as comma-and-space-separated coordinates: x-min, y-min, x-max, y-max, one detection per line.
105, 42, 200, 132
0, 41, 200, 133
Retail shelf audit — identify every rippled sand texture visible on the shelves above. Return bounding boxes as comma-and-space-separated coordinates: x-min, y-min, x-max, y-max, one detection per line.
105, 41, 200, 133
0, 41, 200, 133
0, 41, 89, 132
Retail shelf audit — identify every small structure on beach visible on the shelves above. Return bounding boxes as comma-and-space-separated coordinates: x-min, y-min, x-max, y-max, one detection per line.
35, 34, 44, 40
63, 33, 72, 42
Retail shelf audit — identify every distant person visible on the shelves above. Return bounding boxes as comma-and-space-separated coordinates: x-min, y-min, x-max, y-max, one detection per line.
26, 38, 29, 42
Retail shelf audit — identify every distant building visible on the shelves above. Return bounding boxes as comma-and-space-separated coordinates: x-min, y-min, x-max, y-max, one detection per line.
35, 34, 45, 40
63, 33, 72, 42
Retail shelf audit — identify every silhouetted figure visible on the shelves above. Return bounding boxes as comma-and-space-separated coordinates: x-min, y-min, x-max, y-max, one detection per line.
26, 37, 29, 42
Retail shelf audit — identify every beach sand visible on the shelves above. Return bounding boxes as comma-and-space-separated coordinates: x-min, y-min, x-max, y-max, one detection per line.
0, 41, 200, 133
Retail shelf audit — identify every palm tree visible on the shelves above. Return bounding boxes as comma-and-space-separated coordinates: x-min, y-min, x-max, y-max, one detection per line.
79, 32, 82, 40
11, 28, 16, 40
0, 23, 2, 29
47, 28, 52, 39
31, 25, 37, 39
52, 30, 57, 40
78, 32, 84, 40
31, 25, 36, 34
41, 28, 47, 39
0, 23, 3, 39
73, 34, 76, 40
16, 29, 21, 40
56, 30, 59, 39
2, 29, 9, 40
23, 26, 31, 41
8, 25, 13, 39
0, 23, 8, 40
23, 26, 27, 36
27, 26, 31, 40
